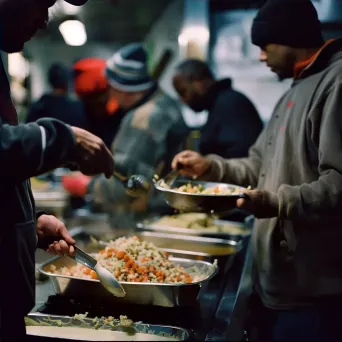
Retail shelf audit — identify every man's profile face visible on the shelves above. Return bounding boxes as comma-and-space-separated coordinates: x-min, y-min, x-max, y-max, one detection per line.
173, 73, 206, 112
0, 0, 56, 53
259, 44, 296, 79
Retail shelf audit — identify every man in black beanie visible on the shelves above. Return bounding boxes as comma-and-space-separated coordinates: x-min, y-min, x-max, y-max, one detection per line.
252, 0, 324, 79
171, 0, 342, 340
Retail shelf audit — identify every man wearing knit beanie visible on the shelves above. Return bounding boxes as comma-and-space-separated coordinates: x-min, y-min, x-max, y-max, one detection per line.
171, 0, 342, 340
252, 0, 324, 79
91, 43, 189, 229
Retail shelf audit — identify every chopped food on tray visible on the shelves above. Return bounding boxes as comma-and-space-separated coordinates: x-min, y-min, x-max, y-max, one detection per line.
74, 312, 134, 328
159, 181, 251, 195
49, 236, 205, 284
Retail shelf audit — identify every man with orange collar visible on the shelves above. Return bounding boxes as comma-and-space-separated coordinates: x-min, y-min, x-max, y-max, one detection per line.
172, 0, 342, 340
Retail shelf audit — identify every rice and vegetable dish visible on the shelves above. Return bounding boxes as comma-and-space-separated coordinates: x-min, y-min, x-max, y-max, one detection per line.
49, 236, 205, 284
159, 181, 250, 195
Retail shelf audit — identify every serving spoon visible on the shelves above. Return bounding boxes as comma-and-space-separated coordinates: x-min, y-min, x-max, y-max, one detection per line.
72, 246, 126, 297
113, 170, 150, 197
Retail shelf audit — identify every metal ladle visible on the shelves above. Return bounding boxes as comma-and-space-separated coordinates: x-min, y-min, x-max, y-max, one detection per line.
72, 246, 126, 297
113, 170, 150, 197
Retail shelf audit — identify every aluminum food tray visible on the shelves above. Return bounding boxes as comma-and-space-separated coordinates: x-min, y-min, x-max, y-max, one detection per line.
25, 313, 190, 341
137, 216, 251, 241
38, 256, 218, 308
154, 179, 247, 213
134, 231, 241, 273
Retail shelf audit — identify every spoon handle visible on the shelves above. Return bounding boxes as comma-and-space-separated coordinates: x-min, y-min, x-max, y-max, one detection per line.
71, 246, 97, 270
112, 169, 128, 182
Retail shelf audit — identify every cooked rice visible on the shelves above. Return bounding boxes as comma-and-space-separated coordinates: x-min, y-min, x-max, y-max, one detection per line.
50, 236, 205, 284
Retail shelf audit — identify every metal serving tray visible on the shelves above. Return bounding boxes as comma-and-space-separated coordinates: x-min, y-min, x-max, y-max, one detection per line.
137, 216, 251, 240
154, 179, 247, 213
39, 257, 218, 308
25, 313, 190, 341
94, 232, 241, 275
133, 231, 241, 273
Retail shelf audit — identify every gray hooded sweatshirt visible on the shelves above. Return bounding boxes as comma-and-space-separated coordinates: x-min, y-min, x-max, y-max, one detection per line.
203, 38, 342, 309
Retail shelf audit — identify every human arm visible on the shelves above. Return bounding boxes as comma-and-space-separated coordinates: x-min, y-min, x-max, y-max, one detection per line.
238, 82, 342, 220
173, 128, 267, 189
36, 214, 75, 256
0, 118, 113, 183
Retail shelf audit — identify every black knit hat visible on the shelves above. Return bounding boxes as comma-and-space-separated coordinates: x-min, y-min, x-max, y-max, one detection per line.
251, 0, 324, 49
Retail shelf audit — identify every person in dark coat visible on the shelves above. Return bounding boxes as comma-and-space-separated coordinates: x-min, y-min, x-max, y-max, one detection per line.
0, 0, 114, 340
26, 63, 88, 129
173, 59, 263, 159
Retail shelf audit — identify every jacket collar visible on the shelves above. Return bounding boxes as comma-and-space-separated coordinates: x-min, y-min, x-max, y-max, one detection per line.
294, 37, 342, 81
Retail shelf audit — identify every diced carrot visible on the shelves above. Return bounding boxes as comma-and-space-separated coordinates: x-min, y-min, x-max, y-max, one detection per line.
124, 254, 130, 262
116, 250, 126, 260
157, 276, 164, 282
148, 265, 155, 273
155, 270, 161, 277
106, 250, 114, 258
131, 263, 138, 271
184, 277, 192, 284
163, 252, 169, 257
141, 257, 151, 263
83, 267, 91, 275
137, 266, 147, 275
129, 270, 135, 276
99, 250, 106, 254
114, 270, 121, 278
126, 259, 134, 268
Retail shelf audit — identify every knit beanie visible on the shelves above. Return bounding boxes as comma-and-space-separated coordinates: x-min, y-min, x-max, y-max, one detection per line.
251, 0, 324, 49
105, 43, 155, 92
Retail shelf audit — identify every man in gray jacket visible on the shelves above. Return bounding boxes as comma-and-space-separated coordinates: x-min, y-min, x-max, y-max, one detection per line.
92, 43, 188, 229
0, 0, 114, 340
172, 0, 342, 340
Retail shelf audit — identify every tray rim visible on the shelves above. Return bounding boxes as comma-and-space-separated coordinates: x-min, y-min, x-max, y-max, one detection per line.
26, 313, 190, 340
154, 180, 246, 198
38, 256, 218, 288
137, 216, 251, 237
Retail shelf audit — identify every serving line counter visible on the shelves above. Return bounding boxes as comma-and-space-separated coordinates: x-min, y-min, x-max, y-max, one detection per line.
33, 218, 250, 341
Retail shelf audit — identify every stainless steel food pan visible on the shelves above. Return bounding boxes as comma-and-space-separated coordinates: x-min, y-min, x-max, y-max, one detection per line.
154, 180, 247, 213
25, 313, 190, 341
135, 231, 241, 273
38, 257, 218, 308
137, 216, 251, 241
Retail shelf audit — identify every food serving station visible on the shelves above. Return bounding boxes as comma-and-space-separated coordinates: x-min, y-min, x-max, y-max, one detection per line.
32, 174, 252, 341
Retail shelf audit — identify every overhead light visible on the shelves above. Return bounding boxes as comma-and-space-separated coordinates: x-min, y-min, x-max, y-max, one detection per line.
178, 26, 210, 46
49, 0, 81, 20
59, 20, 87, 46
